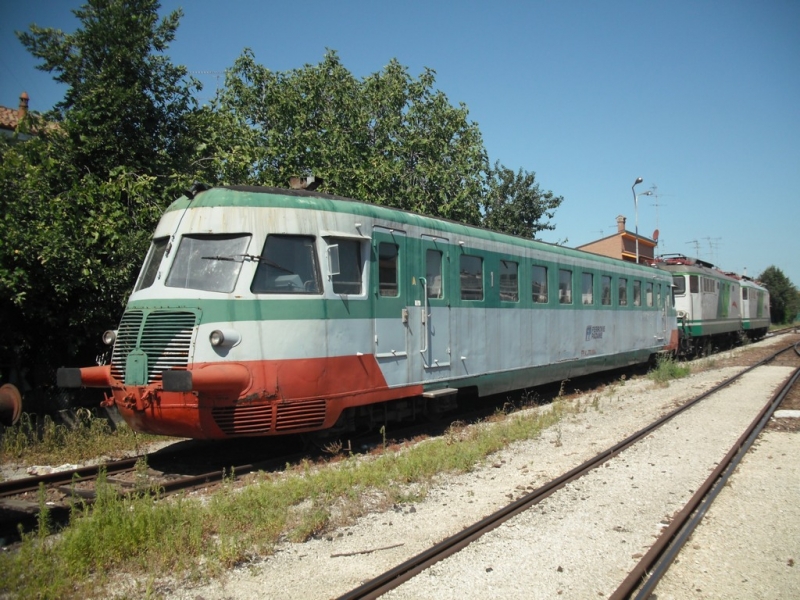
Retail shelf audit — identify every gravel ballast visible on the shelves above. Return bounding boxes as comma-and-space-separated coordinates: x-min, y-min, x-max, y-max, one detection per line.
154, 338, 799, 600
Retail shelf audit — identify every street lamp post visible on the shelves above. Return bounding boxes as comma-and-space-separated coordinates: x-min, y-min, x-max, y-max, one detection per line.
631, 177, 652, 264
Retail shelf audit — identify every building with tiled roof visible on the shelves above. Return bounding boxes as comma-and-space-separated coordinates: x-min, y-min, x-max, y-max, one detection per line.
576, 215, 657, 265
0, 92, 33, 140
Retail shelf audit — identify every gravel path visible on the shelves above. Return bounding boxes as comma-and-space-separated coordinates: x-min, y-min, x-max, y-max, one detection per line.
161, 338, 799, 600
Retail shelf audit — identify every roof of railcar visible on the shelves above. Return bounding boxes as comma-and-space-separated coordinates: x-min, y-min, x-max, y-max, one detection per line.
166, 185, 669, 277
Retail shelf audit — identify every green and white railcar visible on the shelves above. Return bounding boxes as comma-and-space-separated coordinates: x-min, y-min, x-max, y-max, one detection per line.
59, 186, 678, 439
739, 277, 770, 340
658, 255, 751, 355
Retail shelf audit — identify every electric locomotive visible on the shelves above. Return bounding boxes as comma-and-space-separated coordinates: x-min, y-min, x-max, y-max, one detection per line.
738, 276, 770, 340
655, 254, 770, 356
58, 185, 679, 439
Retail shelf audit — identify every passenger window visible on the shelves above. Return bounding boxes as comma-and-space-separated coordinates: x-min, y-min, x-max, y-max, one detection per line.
378, 242, 399, 297
532, 265, 548, 303
742, 287, 748, 300
460, 255, 483, 300
646, 282, 653, 307
619, 278, 628, 306
331, 239, 363, 294
426, 249, 443, 299
601, 275, 612, 306
656, 285, 661, 308
582, 272, 593, 305
690, 275, 699, 293
559, 269, 573, 304
633, 280, 642, 306
500, 260, 519, 302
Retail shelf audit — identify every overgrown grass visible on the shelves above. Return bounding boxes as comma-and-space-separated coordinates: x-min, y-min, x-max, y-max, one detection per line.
647, 354, 692, 385
0, 400, 568, 599
0, 410, 166, 466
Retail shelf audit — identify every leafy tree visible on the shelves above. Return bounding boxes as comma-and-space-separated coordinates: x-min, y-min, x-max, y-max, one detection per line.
17, 0, 199, 180
758, 266, 799, 325
196, 50, 487, 225
482, 161, 564, 239
1, 0, 200, 407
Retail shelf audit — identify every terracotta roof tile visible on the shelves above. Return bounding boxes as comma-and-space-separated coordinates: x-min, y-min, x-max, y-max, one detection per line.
0, 104, 21, 131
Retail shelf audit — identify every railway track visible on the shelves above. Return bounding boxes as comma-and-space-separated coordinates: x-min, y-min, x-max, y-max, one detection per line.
0, 439, 308, 542
0, 401, 517, 543
336, 340, 800, 599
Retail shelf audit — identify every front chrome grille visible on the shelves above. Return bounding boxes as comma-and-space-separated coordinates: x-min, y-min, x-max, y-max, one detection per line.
110, 309, 197, 384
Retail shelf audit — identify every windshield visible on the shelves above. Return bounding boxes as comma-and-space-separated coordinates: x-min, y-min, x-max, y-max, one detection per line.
165, 234, 251, 293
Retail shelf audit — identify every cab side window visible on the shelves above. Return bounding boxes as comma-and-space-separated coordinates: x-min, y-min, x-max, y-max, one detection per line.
251, 235, 321, 294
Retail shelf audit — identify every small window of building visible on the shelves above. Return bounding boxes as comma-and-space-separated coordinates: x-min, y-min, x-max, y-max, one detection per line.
619, 277, 628, 306
633, 280, 642, 306
500, 260, 519, 302
460, 255, 483, 300
378, 242, 399, 297
559, 269, 573, 304
601, 275, 612, 306
331, 239, 363, 294
426, 249, 443, 299
582, 272, 594, 305
251, 235, 321, 294
532, 265, 548, 303
646, 281, 654, 307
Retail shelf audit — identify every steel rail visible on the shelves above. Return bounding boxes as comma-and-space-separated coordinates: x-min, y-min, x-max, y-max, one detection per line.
0, 456, 142, 498
336, 342, 798, 600
612, 342, 800, 600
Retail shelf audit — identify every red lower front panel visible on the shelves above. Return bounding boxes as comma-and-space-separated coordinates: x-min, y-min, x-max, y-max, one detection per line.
111, 354, 423, 439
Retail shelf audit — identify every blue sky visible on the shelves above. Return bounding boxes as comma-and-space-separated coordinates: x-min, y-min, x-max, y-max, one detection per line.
2, 0, 798, 286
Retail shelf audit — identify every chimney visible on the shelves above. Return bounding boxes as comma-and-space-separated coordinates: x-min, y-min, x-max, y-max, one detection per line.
616, 215, 626, 233
18, 92, 29, 120
289, 175, 322, 191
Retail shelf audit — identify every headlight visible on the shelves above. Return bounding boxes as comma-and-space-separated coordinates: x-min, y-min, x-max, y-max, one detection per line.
102, 330, 117, 346
209, 329, 241, 348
